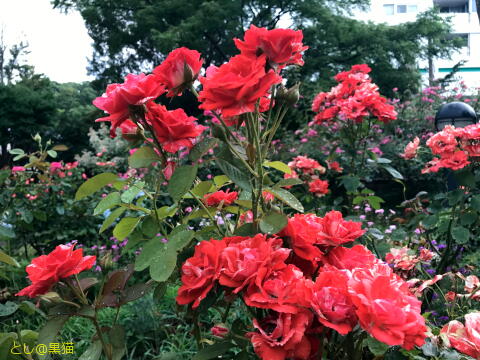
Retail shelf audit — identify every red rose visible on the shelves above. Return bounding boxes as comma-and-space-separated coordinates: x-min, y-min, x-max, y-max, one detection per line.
177, 239, 226, 308
280, 214, 324, 270
16, 244, 96, 298
153, 47, 203, 97
441, 312, 480, 359
348, 263, 427, 350
460, 123, 480, 157
308, 179, 329, 197
288, 155, 325, 175
219, 235, 289, 293
308, 268, 357, 335
426, 126, 459, 155
438, 150, 470, 171
325, 245, 379, 271
317, 210, 365, 247
162, 161, 176, 181
244, 264, 310, 313
327, 161, 343, 173
146, 102, 206, 153
93, 74, 165, 137
198, 55, 282, 117
234, 25, 308, 68
203, 190, 238, 207
248, 310, 313, 360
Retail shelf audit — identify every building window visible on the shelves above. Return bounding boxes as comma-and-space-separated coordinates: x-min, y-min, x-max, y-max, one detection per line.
397, 5, 407, 13
439, 4, 468, 13
384, 4, 394, 15
407, 5, 418, 12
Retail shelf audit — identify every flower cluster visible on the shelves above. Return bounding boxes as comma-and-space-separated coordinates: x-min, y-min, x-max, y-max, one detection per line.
93, 48, 206, 154
16, 244, 96, 298
176, 211, 426, 359
312, 64, 397, 124
285, 155, 333, 197
420, 124, 480, 173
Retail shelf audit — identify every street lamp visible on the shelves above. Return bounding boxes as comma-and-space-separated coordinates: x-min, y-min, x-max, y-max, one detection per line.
434, 101, 478, 131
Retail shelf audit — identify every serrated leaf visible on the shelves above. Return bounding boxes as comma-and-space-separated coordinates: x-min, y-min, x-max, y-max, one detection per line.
149, 245, 177, 282
266, 187, 304, 212
191, 181, 214, 197
263, 161, 291, 174
189, 138, 219, 162
128, 146, 161, 168
94, 192, 121, 215
75, 173, 120, 200
113, 217, 141, 240
121, 182, 144, 203
100, 207, 126, 233
259, 212, 288, 234
169, 230, 195, 252
340, 175, 361, 193
134, 238, 165, 271
274, 178, 303, 188
213, 175, 230, 188
0, 301, 18, 317
216, 159, 251, 191
37, 315, 70, 359
167, 165, 198, 202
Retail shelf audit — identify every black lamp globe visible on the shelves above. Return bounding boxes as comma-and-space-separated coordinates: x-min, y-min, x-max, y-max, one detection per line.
434, 101, 478, 131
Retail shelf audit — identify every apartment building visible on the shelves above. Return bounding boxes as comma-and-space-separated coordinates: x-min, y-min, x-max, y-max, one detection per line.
355, 0, 480, 88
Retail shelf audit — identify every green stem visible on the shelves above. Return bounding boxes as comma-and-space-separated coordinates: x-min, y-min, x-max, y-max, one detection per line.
92, 313, 113, 360
188, 190, 224, 236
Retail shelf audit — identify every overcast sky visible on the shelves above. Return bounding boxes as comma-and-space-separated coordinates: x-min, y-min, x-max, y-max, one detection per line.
0, 0, 93, 83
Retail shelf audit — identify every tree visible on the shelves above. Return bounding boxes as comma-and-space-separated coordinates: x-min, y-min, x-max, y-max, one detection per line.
52, 0, 461, 99
0, 31, 34, 85
0, 78, 100, 166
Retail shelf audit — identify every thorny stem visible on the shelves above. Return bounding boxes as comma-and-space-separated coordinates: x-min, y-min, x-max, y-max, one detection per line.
93, 311, 113, 360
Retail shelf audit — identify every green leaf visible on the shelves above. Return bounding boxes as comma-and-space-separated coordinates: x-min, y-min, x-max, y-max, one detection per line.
37, 315, 70, 359
149, 245, 177, 282
79, 340, 102, 360
234, 223, 256, 236
216, 159, 251, 191
366, 336, 389, 356
47, 150, 58, 158
340, 175, 361, 193
134, 238, 165, 271
167, 165, 198, 202
366, 195, 385, 210
108, 325, 126, 360
128, 146, 161, 168
121, 182, 144, 203
0, 225, 15, 239
52, 144, 68, 151
169, 230, 195, 252
94, 192, 121, 215
9, 148, 24, 155
259, 212, 288, 234
213, 175, 230, 188
263, 161, 291, 174
113, 217, 141, 240
153, 283, 167, 304
451, 226, 470, 244
368, 228, 384, 240
422, 215, 439, 230
266, 187, 304, 212
192, 341, 233, 360
460, 212, 477, 226
191, 181, 214, 197
0, 250, 19, 267
448, 189, 464, 206
470, 195, 480, 211
382, 165, 404, 180
0, 301, 18, 317
189, 137, 219, 162
274, 178, 303, 188
155, 205, 178, 219
100, 207, 126, 233
75, 173, 120, 200
454, 169, 476, 188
